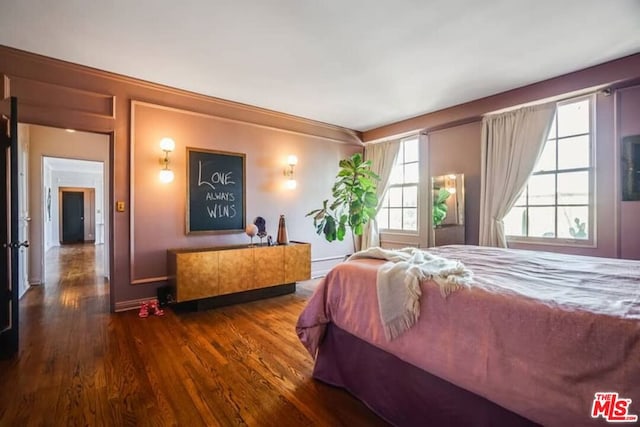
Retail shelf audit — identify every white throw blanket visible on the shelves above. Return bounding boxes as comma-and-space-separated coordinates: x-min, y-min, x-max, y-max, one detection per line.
348, 247, 473, 340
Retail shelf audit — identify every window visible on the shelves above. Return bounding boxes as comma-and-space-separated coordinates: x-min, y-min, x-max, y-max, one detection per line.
377, 136, 419, 232
504, 96, 594, 243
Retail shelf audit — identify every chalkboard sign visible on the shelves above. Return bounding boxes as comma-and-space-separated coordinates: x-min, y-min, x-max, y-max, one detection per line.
187, 148, 246, 234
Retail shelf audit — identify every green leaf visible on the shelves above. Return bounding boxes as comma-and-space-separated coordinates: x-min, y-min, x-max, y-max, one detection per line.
336, 223, 346, 241
364, 192, 377, 208
435, 188, 450, 204
353, 223, 364, 235
306, 209, 320, 217
323, 216, 337, 242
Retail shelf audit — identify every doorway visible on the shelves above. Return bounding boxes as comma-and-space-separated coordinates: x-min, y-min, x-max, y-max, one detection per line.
22, 125, 110, 293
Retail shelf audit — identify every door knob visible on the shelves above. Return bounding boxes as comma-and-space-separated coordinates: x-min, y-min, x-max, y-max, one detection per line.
4, 241, 29, 248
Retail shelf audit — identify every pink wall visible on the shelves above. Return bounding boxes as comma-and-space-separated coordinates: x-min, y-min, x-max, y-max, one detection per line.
0, 46, 362, 309
131, 102, 361, 285
428, 122, 482, 245
619, 86, 640, 260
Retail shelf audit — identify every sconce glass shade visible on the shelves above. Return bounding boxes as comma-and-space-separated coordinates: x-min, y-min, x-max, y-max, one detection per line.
286, 179, 297, 190
159, 168, 174, 183
160, 137, 176, 152
287, 155, 298, 166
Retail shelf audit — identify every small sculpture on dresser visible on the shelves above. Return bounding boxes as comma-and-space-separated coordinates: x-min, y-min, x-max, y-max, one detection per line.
254, 216, 267, 246
245, 223, 258, 247
277, 214, 289, 245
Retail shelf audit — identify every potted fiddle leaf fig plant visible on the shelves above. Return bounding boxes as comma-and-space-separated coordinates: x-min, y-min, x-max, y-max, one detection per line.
306, 153, 379, 248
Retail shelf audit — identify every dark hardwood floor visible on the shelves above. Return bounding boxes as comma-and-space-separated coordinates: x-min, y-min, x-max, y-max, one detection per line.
0, 244, 387, 426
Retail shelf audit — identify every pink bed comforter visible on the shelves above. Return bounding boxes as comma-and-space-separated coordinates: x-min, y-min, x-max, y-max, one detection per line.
297, 245, 640, 427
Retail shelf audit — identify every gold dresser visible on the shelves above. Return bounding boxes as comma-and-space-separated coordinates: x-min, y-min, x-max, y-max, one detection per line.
167, 241, 311, 308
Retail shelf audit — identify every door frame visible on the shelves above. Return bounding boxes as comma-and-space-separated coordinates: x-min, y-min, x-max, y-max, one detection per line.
27, 126, 115, 310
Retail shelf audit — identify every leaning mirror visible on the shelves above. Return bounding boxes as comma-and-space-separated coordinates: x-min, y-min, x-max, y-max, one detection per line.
432, 174, 465, 246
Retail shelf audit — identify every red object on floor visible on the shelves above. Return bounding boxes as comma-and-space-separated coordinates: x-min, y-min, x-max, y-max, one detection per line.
149, 300, 164, 316
138, 302, 150, 318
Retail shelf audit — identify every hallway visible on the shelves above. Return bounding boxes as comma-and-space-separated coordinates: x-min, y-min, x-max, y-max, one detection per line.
20, 244, 108, 309
0, 244, 112, 424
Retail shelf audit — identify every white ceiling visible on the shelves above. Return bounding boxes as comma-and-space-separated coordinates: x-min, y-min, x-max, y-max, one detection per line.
1, 1, 639, 131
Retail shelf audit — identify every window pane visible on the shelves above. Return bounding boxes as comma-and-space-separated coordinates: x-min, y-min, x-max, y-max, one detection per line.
403, 186, 417, 207
403, 208, 417, 231
404, 138, 419, 163
391, 149, 401, 165
528, 207, 556, 238
388, 187, 402, 207
389, 208, 402, 229
557, 99, 589, 137
504, 207, 526, 236
380, 192, 389, 208
528, 174, 555, 205
557, 171, 589, 204
404, 163, 419, 183
534, 140, 556, 173
389, 165, 403, 185
548, 115, 557, 138
558, 135, 589, 170
513, 186, 527, 206
557, 206, 589, 239
377, 208, 389, 230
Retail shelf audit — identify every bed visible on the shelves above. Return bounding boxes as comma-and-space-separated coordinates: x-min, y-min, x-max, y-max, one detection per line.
296, 245, 640, 426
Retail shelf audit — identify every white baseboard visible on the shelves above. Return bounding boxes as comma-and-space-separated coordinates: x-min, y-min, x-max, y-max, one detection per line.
311, 255, 345, 279
115, 297, 158, 312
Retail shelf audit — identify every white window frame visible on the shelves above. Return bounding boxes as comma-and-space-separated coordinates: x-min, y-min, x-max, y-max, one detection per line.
377, 135, 420, 235
507, 94, 596, 247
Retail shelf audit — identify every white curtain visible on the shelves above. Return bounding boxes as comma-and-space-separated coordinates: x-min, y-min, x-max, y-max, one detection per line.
361, 139, 401, 250
479, 103, 556, 247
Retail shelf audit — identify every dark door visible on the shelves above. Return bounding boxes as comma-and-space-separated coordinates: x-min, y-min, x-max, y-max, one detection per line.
1, 97, 21, 359
61, 191, 84, 244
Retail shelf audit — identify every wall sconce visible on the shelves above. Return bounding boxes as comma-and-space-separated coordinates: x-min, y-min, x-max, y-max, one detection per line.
159, 137, 175, 183
284, 155, 298, 190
